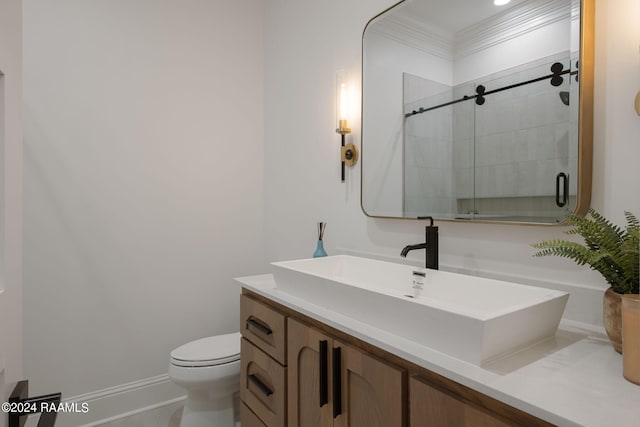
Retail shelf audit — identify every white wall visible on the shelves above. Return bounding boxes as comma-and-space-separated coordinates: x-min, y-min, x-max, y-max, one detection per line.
23, 0, 265, 419
0, 0, 23, 419
264, 0, 640, 321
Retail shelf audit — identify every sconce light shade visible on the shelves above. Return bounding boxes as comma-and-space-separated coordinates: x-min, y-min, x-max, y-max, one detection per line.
336, 70, 358, 182
336, 70, 352, 135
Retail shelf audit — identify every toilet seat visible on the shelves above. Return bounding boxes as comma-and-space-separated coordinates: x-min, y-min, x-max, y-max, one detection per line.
170, 332, 241, 368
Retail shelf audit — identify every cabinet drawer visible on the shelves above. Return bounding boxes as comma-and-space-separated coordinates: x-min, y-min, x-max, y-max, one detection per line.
241, 294, 287, 364
241, 338, 287, 427
241, 402, 267, 427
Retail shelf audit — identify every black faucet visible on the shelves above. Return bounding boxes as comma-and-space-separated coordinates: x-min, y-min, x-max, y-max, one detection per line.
400, 216, 439, 270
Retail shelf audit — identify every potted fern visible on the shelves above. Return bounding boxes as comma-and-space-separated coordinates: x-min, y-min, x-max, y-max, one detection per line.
532, 209, 639, 353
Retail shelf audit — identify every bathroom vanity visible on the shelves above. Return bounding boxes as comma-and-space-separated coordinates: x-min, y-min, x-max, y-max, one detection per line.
239, 287, 548, 426
236, 262, 640, 427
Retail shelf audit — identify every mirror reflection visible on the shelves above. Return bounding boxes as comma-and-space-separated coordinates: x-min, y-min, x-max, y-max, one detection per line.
361, 0, 592, 224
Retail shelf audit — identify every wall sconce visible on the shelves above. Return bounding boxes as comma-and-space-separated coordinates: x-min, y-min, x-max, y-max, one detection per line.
336, 70, 358, 182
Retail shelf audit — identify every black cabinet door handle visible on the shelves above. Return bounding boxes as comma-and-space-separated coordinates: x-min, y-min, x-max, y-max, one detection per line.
332, 347, 342, 418
556, 172, 569, 207
248, 374, 273, 397
246, 318, 273, 336
319, 340, 328, 407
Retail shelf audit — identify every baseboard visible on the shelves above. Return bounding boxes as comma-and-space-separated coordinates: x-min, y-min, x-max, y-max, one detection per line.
25, 374, 185, 427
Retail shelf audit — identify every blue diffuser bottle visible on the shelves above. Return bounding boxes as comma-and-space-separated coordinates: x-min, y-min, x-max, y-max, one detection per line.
313, 222, 328, 257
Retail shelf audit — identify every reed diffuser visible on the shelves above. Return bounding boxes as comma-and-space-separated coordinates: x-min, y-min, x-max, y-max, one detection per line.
313, 222, 328, 257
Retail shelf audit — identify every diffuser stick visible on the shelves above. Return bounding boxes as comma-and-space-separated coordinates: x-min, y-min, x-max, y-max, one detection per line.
318, 222, 326, 240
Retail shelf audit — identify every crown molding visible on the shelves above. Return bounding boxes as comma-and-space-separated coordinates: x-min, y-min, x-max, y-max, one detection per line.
454, 0, 576, 59
368, 0, 579, 62
369, 15, 454, 61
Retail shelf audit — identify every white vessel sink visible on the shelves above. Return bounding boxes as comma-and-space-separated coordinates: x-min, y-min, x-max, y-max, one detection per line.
271, 255, 568, 365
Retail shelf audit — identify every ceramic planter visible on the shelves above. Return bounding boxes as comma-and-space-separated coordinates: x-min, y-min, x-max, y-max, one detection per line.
603, 288, 622, 353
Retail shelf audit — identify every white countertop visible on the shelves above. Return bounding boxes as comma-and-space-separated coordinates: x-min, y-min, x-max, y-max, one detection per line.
236, 274, 640, 427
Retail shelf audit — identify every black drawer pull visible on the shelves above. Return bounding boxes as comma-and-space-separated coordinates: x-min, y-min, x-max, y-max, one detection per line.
248, 374, 273, 397
246, 318, 273, 336
319, 340, 328, 407
332, 346, 342, 418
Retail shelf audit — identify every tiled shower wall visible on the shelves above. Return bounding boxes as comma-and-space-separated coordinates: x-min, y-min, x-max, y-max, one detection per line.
403, 74, 455, 217
404, 52, 579, 221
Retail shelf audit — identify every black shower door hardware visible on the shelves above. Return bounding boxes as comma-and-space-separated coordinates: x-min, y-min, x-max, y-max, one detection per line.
556, 172, 569, 208
405, 61, 579, 117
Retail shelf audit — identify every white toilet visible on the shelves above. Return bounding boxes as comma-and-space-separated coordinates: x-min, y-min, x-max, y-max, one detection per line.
169, 332, 241, 427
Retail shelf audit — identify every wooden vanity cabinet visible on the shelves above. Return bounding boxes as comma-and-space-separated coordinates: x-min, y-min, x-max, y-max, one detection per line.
410, 376, 511, 427
241, 294, 287, 364
241, 290, 554, 427
288, 318, 406, 427
333, 339, 406, 427
240, 295, 288, 427
241, 338, 287, 427
287, 318, 334, 427
241, 402, 267, 427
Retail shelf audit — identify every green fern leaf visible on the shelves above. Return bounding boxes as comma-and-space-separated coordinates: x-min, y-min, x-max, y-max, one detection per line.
532, 209, 639, 294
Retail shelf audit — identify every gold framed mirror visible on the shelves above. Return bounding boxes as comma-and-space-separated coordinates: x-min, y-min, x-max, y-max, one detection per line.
361, 0, 593, 224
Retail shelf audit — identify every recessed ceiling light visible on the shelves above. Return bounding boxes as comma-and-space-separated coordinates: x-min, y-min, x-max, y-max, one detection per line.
494, 0, 511, 5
